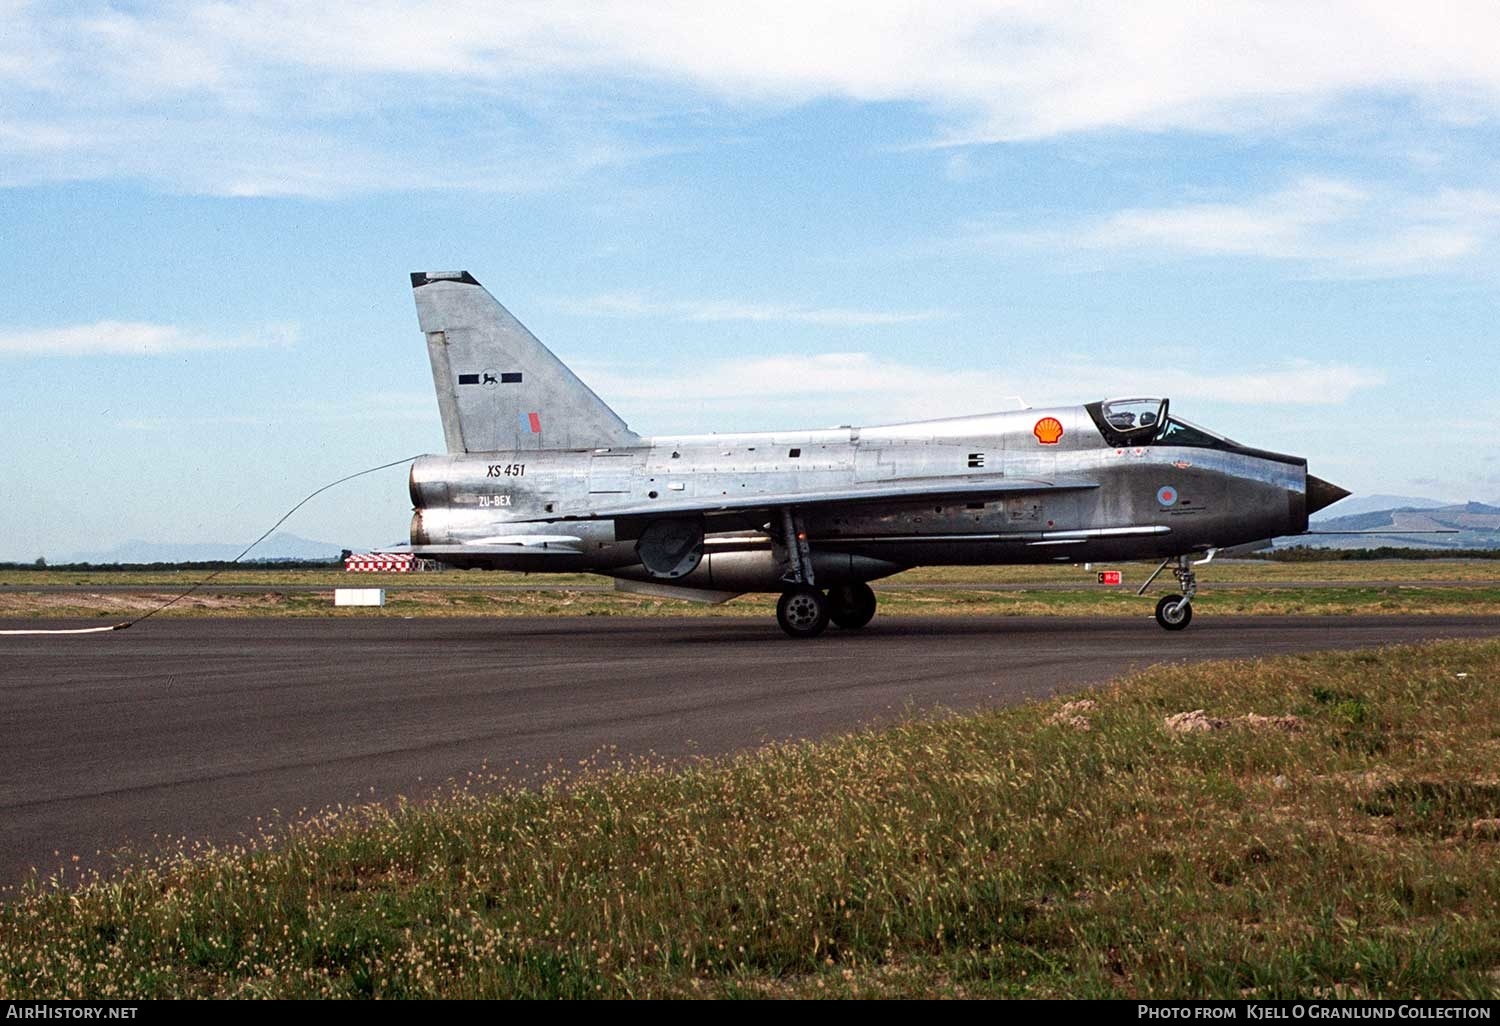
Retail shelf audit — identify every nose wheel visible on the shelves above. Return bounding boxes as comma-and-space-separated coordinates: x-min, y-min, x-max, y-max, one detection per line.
1141, 554, 1201, 631
777, 586, 830, 638
1154, 594, 1193, 630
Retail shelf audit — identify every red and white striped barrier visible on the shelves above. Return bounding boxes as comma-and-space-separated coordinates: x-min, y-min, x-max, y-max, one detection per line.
345, 553, 415, 573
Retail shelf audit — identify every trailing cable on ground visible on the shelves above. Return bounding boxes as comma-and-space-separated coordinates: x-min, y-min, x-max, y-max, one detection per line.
0, 454, 424, 636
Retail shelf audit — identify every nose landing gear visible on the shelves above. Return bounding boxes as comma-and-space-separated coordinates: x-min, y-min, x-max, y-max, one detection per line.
1155, 593, 1192, 630
1141, 553, 1204, 631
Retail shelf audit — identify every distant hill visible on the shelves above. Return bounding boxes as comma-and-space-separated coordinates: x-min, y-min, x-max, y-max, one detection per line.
60, 532, 348, 565
1313, 494, 1454, 519
1298, 500, 1500, 551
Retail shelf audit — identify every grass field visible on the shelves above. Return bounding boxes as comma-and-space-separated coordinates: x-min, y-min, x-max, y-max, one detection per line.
3, 639, 1499, 998
2, 561, 1499, 620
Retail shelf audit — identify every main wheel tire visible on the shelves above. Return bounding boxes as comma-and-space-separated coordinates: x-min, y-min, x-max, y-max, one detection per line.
1155, 595, 1193, 631
777, 587, 830, 639
828, 582, 878, 629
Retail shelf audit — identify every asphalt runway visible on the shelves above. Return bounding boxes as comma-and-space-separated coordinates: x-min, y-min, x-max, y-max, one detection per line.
3, 614, 1497, 888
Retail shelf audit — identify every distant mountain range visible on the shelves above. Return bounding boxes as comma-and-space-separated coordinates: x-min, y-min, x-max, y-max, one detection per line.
1311, 494, 1454, 518
58, 532, 351, 565
1303, 499, 1500, 550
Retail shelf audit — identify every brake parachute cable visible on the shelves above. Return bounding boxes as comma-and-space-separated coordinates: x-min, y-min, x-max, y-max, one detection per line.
0, 454, 425, 636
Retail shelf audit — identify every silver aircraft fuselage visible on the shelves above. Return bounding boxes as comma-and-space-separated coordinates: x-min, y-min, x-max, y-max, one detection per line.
410, 403, 1320, 587
400, 271, 1349, 635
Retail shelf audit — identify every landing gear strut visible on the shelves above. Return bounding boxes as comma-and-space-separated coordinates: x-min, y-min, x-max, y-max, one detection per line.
774, 506, 832, 638
1141, 554, 1199, 631
772, 505, 878, 637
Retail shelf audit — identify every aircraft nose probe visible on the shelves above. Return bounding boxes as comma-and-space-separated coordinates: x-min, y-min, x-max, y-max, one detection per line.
1307, 475, 1352, 516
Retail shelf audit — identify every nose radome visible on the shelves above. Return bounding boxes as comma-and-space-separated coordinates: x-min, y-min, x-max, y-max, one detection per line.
1307, 475, 1351, 516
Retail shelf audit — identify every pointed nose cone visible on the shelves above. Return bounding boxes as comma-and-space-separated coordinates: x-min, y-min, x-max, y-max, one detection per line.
1307, 475, 1351, 516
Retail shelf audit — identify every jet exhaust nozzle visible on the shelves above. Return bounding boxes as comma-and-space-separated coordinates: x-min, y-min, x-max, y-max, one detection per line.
1306, 475, 1351, 516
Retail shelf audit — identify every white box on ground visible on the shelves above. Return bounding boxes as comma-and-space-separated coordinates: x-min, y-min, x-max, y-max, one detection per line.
334, 588, 386, 607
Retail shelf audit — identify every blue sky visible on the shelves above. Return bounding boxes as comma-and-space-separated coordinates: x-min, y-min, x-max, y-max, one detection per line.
2, 2, 1498, 560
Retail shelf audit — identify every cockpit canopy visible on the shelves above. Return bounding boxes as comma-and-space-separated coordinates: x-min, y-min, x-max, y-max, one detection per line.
1099, 397, 1165, 438
1085, 396, 1304, 466
1088, 396, 1231, 447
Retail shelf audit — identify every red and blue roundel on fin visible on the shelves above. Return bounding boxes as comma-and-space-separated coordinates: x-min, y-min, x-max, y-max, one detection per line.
1157, 485, 1178, 506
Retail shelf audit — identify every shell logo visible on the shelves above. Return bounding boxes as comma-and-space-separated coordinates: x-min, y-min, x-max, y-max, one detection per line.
1033, 417, 1064, 445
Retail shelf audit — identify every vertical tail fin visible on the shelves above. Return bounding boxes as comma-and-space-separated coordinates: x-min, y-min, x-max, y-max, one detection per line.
412, 271, 639, 453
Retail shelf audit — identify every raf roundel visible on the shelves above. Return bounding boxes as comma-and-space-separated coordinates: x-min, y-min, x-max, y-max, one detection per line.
1033, 417, 1064, 445
1157, 485, 1178, 507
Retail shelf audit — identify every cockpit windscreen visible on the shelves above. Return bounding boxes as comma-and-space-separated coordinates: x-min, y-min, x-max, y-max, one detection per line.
1154, 417, 1233, 448
1086, 396, 1305, 465
1100, 398, 1166, 437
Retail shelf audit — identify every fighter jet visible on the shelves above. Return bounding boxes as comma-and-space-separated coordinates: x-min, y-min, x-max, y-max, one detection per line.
404, 271, 1350, 637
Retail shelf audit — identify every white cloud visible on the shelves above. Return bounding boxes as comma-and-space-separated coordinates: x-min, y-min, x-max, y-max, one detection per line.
1014, 178, 1500, 275
52, 2, 1500, 137
588, 351, 1384, 428
5, 2, 1500, 194
559, 292, 947, 326
1137, 361, 1386, 405
0, 321, 296, 356
1071, 179, 1367, 259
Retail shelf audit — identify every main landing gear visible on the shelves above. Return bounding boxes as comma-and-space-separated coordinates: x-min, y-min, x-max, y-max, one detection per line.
1140, 554, 1202, 631
777, 587, 830, 638
773, 506, 879, 638
775, 582, 879, 638
828, 582, 878, 630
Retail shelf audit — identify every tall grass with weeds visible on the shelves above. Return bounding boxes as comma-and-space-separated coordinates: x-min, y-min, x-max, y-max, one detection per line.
3, 640, 1500, 998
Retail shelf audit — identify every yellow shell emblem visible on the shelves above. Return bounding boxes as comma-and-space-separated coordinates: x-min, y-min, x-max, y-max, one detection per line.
1033, 417, 1064, 445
